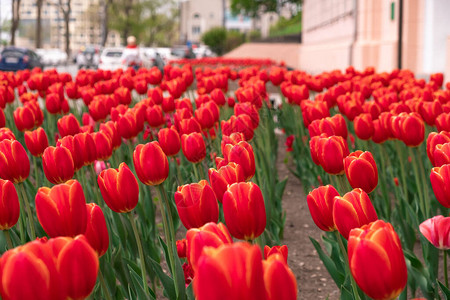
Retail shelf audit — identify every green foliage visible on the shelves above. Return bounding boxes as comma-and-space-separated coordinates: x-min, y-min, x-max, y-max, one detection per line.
248, 30, 261, 42
224, 30, 246, 53
108, 0, 178, 46
201, 27, 227, 55
269, 12, 302, 37
231, 0, 302, 18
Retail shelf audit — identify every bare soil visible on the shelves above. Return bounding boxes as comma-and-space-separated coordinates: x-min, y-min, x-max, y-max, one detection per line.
277, 132, 339, 299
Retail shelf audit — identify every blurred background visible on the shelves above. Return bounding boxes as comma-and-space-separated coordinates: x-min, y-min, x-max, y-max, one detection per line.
0, 0, 449, 79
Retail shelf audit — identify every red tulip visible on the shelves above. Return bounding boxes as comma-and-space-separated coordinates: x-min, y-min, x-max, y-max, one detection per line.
73, 132, 97, 166
310, 134, 349, 175
211, 88, 226, 106
175, 180, 219, 229
57, 135, 84, 172
223, 182, 266, 240
344, 151, 378, 193
263, 253, 297, 300
333, 188, 378, 239
98, 162, 139, 213
430, 164, 450, 208
181, 132, 206, 163
354, 113, 374, 140
307, 185, 339, 231
13, 105, 37, 132
42, 145, 74, 184
208, 162, 245, 203
54, 236, 99, 299
157, 126, 181, 157
146, 105, 165, 128
0, 179, 20, 230
35, 180, 87, 237
194, 242, 266, 300
348, 220, 407, 300
0, 139, 30, 184
133, 141, 169, 185
263, 245, 288, 263
84, 203, 109, 256
57, 113, 81, 137
100, 121, 121, 150
186, 222, 233, 271
0, 128, 15, 142
427, 131, 450, 166
24, 127, 48, 157
223, 141, 255, 181
114, 86, 132, 105
92, 131, 113, 161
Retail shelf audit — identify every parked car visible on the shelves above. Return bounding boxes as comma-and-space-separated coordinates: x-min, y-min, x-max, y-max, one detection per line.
37, 49, 68, 66
171, 45, 195, 59
0, 47, 43, 71
141, 48, 165, 72
98, 47, 124, 70
76, 46, 100, 69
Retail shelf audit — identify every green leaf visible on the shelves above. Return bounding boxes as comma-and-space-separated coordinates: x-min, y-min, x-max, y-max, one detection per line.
438, 280, 450, 299
128, 264, 155, 300
147, 255, 176, 300
186, 282, 195, 300
309, 236, 345, 287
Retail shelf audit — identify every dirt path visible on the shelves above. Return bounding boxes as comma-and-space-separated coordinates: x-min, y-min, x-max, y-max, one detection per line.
277, 132, 339, 299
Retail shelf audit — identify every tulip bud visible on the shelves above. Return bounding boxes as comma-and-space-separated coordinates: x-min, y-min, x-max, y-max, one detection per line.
194, 243, 266, 300
84, 203, 109, 256
420, 215, 450, 250
157, 126, 181, 157
98, 162, 139, 213
42, 145, 74, 184
344, 151, 378, 193
208, 162, 245, 203
333, 188, 378, 239
181, 132, 206, 163
57, 113, 81, 137
354, 113, 374, 140
186, 222, 233, 272
133, 141, 169, 185
24, 127, 49, 157
263, 254, 297, 300
430, 164, 450, 208
223, 141, 255, 181
348, 220, 407, 300
35, 180, 87, 237
223, 182, 266, 240
307, 185, 339, 231
263, 245, 288, 263
0, 179, 20, 230
0, 139, 30, 184
175, 180, 219, 229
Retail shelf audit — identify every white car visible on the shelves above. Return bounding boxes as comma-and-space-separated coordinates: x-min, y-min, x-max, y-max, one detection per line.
37, 49, 68, 66
98, 47, 124, 71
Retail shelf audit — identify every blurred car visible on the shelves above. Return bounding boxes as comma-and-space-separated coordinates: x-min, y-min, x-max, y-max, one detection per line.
193, 45, 216, 58
0, 47, 43, 71
76, 46, 100, 69
37, 49, 68, 66
98, 47, 124, 70
171, 45, 195, 59
141, 48, 165, 72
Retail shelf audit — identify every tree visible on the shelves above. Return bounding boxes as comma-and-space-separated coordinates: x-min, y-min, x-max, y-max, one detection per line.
231, 0, 302, 18
57, 0, 71, 57
100, 0, 114, 46
201, 27, 226, 55
36, 0, 44, 48
109, 0, 178, 47
10, 0, 21, 46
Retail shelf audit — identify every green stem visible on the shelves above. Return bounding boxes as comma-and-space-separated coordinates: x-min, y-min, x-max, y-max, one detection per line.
98, 267, 113, 300
33, 156, 40, 188
334, 231, 361, 300
3, 230, 13, 249
127, 212, 149, 296
416, 150, 431, 218
408, 147, 426, 219
445, 250, 448, 288
18, 183, 36, 240
395, 141, 409, 203
377, 144, 391, 220
157, 184, 181, 297
192, 162, 200, 182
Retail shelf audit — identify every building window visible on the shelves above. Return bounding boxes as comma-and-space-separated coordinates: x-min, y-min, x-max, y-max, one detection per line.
193, 13, 200, 19
192, 26, 201, 35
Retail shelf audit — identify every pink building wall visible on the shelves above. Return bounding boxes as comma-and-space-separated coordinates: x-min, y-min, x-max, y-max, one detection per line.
300, 0, 450, 81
